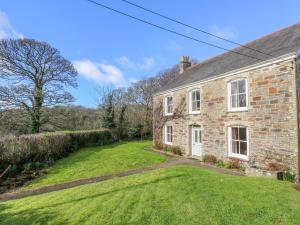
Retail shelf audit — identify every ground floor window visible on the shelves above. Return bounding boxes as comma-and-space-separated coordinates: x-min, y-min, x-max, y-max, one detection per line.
228, 126, 248, 160
165, 125, 173, 145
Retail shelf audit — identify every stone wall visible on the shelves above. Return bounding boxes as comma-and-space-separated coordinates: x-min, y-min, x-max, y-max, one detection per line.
153, 58, 299, 174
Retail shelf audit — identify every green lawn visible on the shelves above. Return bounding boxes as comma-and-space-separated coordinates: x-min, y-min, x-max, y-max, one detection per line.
23, 140, 164, 190
2, 165, 300, 225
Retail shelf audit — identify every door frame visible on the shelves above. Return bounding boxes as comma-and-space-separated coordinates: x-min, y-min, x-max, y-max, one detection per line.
190, 125, 202, 157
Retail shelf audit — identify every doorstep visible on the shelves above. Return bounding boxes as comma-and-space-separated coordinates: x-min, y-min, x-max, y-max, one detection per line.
187, 155, 202, 160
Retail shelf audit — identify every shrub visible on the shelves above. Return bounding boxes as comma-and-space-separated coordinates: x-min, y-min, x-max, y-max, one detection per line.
22, 162, 46, 174
172, 146, 182, 156
226, 158, 240, 169
65, 130, 113, 149
203, 154, 217, 164
216, 160, 226, 168
164, 145, 173, 153
239, 165, 246, 173
154, 142, 163, 150
283, 170, 296, 182
127, 124, 143, 139
163, 146, 182, 155
268, 162, 284, 171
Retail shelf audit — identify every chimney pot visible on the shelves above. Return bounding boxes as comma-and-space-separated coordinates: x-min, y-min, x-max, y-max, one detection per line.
180, 56, 191, 74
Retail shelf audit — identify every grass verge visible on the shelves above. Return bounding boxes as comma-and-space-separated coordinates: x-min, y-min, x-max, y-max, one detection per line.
1, 165, 300, 225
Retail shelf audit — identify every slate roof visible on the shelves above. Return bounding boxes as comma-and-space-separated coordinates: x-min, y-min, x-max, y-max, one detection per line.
158, 22, 300, 93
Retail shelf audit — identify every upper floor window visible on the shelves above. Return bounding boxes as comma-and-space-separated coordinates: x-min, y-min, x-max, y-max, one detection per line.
228, 126, 248, 160
165, 96, 173, 115
228, 79, 248, 111
165, 125, 173, 145
189, 90, 201, 113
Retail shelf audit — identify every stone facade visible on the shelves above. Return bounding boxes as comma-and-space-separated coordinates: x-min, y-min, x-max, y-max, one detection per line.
153, 58, 300, 176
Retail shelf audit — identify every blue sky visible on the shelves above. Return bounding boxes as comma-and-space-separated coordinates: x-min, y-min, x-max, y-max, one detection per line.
1, 0, 300, 107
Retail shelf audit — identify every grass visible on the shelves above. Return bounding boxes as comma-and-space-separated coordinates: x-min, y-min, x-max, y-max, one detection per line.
1, 165, 300, 225
22, 140, 164, 190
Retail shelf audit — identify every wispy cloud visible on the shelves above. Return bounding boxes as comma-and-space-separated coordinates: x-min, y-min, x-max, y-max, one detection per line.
209, 25, 239, 41
73, 60, 126, 87
141, 57, 155, 69
0, 11, 23, 39
116, 56, 155, 70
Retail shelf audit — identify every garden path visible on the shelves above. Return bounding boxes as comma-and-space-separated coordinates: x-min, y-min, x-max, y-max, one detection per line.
0, 150, 243, 202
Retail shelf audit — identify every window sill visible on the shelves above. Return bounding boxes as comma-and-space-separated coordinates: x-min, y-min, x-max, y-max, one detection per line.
228, 153, 248, 161
189, 111, 201, 115
165, 142, 173, 146
164, 113, 173, 116
228, 108, 248, 113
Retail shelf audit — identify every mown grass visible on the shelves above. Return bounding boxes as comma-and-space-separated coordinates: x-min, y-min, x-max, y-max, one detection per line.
23, 140, 164, 190
2, 165, 300, 225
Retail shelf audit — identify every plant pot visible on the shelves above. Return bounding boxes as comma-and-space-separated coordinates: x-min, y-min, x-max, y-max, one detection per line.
277, 171, 284, 180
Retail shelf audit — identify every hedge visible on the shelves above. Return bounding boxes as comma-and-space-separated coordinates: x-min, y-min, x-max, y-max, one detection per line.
0, 130, 114, 178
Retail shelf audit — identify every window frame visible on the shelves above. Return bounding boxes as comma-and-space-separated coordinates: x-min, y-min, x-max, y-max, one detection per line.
164, 125, 173, 145
227, 126, 249, 161
164, 96, 173, 116
227, 79, 248, 112
189, 89, 201, 114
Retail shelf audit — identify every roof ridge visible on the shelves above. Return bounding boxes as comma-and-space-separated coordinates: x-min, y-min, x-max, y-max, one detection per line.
158, 22, 300, 94
183, 22, 300, 73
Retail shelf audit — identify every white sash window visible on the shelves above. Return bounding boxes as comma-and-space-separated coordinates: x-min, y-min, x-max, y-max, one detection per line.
165, 96, 173, 115
189, 90, 200, 113
228, 126, 249, 160
228, 79, 248, 111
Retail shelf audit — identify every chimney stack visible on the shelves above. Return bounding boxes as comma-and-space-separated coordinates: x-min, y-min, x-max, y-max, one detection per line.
179, 56, 191, 74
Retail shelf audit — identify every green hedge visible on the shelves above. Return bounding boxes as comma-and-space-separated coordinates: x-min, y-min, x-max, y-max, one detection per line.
0, 130, 113, 178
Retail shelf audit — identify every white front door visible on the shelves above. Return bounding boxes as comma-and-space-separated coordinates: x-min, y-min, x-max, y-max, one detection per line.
192, 127, 202, 156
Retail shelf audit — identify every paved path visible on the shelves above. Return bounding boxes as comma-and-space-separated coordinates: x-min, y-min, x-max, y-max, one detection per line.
0, 151, 243, 203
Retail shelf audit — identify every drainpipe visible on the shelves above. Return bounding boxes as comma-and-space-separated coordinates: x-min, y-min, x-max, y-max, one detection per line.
295, 49, 300, 181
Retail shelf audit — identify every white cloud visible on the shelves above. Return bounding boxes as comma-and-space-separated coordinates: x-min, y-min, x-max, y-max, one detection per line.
117, 56, 135, 69
0, 11, 23, 39
73, 60, 126, 87
116, 56, 155, 70
209, 25, 239, 41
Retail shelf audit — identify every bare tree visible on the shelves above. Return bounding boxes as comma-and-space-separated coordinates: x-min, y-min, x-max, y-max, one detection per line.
156, 64, 180, 88
0, 39, 78, 133
127, 78, 157, 137
95, 58, 199, 140
156, 58, 198, 88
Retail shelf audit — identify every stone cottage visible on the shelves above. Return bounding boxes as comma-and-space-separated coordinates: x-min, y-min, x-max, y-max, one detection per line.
153, 22, 300, 177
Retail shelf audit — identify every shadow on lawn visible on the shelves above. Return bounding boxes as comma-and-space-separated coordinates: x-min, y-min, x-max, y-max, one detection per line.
0, 204, 63, 225
36, 174, 186, 210
0, 174, 186, 224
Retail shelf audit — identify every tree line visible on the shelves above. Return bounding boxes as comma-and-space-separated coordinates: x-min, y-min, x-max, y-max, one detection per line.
0, 38, 197, 138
